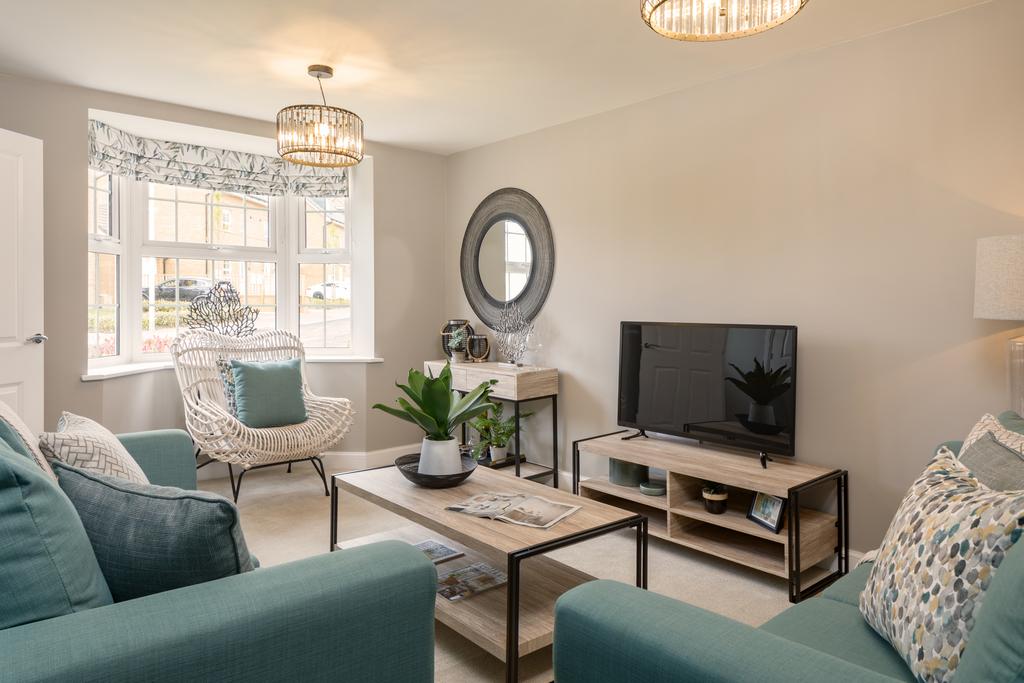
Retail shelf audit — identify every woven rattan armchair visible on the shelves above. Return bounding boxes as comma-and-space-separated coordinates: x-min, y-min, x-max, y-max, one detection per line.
171, 329, 354, 501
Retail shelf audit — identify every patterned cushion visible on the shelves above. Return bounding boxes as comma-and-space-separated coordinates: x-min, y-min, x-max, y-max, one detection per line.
216, 358, 238, 416
961, 413, 1024, 453
52, 461, 258, 602
0, 400, 57, 481
39, 412, 149, 485
958, 431, 1024, 491
859, 447, 1024, 682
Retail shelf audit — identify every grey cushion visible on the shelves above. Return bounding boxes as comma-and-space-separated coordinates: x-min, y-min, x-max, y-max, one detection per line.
52, 461, 257, 602
958, 430, 1024, 491
0, 441, 111, 629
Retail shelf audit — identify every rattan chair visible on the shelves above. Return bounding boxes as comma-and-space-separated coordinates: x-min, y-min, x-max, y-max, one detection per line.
171, 329, 354, 501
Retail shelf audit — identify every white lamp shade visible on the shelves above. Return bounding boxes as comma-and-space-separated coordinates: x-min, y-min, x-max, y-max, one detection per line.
974, 235, 1024, 320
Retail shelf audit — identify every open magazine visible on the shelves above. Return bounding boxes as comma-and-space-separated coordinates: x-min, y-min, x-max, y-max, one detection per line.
446, 492, 580, 529
413, 539, 464, 565
437, 562, 507, 602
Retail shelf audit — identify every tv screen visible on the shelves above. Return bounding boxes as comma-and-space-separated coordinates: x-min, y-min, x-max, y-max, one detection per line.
618, 322, 797, 457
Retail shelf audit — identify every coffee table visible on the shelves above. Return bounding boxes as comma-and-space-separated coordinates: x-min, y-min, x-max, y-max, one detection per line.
331, 465, 648, 682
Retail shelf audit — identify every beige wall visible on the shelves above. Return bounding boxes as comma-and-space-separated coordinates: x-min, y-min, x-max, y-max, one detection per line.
0, 74, 444, 455
443, 0, 1024, 549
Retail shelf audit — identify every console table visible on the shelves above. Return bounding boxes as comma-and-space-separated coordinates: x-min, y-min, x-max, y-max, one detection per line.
425, 361, 559, 487
572, 432, 848, 602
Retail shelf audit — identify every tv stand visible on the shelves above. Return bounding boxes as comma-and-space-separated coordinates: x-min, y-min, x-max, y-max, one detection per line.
621, 429, 648, 441
571, 432, 848, 603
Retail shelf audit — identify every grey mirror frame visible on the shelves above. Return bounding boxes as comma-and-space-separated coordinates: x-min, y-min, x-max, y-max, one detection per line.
460, 188, 554, 329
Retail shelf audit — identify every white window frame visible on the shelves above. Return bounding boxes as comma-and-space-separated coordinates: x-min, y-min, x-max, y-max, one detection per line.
87, 157, 374, 369
87, 170, 127, 367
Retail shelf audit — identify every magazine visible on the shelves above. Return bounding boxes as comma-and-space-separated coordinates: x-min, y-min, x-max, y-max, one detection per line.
437, 562, 508, 602
446, 491, 581, 529
414, 539, 464, 564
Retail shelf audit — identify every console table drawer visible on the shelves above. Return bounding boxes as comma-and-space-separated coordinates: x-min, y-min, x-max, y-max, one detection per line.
424, 361, 558, 401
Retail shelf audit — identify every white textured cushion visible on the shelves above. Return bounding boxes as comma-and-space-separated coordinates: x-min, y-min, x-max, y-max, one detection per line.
39, 412, 149, 485
0, 400, 56, 480
961, 413, 1024, 453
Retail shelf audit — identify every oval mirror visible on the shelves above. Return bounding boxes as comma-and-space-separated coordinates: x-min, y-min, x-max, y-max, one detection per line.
477, 218, 534, 303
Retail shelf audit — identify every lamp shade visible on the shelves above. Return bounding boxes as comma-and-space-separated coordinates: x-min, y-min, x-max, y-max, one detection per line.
974, 235, 1024, 320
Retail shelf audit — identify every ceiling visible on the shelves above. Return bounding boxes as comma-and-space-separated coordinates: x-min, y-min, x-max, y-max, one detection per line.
0, 0, 991, 154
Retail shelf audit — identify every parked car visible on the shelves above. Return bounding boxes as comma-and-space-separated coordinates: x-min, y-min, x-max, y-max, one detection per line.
305, 281, 350, 301
143, 277, 213, 302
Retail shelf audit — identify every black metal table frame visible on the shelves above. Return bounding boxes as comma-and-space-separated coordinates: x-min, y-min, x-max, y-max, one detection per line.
329, 469, 647, 683
571, 431, 850, 604
460, 392, 559, 487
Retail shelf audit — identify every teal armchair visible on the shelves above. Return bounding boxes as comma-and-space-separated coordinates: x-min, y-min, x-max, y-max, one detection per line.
0, 429, 437, 682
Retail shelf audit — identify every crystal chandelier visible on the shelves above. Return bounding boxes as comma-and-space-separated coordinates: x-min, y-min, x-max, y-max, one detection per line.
277, 65, 364, 168
641, 0, 810, 42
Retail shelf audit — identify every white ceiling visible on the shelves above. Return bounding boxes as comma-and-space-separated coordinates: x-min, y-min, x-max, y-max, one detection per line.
0, 0, 991, 154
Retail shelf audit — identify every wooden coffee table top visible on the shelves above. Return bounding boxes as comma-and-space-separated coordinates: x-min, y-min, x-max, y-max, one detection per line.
335, 465, 639, 556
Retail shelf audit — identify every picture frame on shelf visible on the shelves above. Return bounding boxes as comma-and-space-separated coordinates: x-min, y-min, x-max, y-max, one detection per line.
747, 491, 786, 533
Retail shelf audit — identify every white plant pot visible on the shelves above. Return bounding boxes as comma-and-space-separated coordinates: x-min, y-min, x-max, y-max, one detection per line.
747, 403, 776, 425
489, 445, 508, 463
418, 437, 462, 475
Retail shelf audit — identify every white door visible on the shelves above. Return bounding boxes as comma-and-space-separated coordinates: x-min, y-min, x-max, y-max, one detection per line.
636, 325, 727, 431
0, 129, 44, 431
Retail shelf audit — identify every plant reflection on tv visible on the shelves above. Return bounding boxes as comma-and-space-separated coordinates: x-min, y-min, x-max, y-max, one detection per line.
726, 358, 791, 433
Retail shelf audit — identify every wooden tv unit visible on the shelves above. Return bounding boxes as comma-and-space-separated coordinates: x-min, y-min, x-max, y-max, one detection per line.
572, 432, 848, 602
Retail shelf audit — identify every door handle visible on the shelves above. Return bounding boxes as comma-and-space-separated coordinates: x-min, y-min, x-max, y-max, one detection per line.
26, 333, 47, 344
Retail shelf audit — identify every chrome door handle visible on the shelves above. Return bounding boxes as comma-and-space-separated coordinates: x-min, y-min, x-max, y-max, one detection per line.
26, 333, 47, 344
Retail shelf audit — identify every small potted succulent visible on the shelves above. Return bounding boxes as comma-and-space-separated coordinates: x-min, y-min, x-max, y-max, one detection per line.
373, 364, 495, 476
469, 402, 531, 464
702, 482, 729, 515
447, 327, 468, 363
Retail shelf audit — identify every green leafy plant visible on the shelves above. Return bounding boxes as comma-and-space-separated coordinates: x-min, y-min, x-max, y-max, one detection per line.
448, 327, 467, 352
372, 363, 496, 441
469, 402, 532, 459
725, 358, 791, 406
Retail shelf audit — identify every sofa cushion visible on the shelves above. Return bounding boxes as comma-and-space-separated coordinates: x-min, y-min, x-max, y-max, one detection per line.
819, 561, 872, 607
0, 441, 112, 629
229, 358, 307, 428
859, 447, 1024, 683
955, 542, 1024, 681
961, 412, 1024, 455
0, 399, 56, 480
40, 412, 149, 485
53, 461, 257, 602
761, 598, 914, 682
957, 430, 1024, 491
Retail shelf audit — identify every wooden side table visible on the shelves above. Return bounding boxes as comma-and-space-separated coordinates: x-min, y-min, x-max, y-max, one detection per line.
425, 361, 559, 487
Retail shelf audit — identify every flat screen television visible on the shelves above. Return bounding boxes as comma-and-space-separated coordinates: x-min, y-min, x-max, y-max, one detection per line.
618, 322, 797, 457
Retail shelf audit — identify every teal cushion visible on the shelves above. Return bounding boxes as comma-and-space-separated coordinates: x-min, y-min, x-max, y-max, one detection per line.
229, 358, 307, 428
0, 442, 112, 628
958, 430, 1024, 491
819, 561, 872, 607
998, 410, 1024, 434
53, 461, 257, 602
956, 542, 1024, 681
761, 597, 914, 681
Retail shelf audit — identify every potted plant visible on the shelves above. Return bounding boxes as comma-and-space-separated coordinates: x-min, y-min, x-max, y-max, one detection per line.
373, 364, 495, 476
725, 358, 791, 426
702, 482, 728, 514
469, 402, 531, 464
447, 327, 468, 363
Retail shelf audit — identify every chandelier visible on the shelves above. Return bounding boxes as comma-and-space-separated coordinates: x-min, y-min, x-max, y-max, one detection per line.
277, 65, 364, 168
641, 0, 811, 42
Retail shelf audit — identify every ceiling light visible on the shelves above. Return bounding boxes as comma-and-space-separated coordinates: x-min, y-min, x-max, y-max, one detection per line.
641, 0, 810, 42
277, 65, 364, 168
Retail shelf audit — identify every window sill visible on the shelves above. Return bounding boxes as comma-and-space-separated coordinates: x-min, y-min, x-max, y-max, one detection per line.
82, 361, 173, 381
82, 355, 383, 381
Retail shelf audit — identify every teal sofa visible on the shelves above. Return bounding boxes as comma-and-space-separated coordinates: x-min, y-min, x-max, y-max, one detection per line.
553, 436, 1023, 682
0, 429, 437, 682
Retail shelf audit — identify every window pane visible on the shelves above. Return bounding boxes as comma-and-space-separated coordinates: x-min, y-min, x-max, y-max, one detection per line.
88, 252, 118, 359
177, 186, 211, 204
305, 197, 326, 211
149, 199, 176, 241
177, 202, 208, 244
324, 307, 351, 348
299, 264, 325, 305
325, 214, 345, 249
94, 173, 110, 193
141, 257, 178, 354
96, 253, 117, 305
246, 262, 276, 306
305, 212, 324, 249
325, 264, 350, 304
87, 189, 96, 235
213, 205, 244, 246
148, 183, 175, 200
95, 189, 110, 236
254, 306, 276, 332
245, 209, 270, 248
325, 197, 346, 213
299, 306, 326, 347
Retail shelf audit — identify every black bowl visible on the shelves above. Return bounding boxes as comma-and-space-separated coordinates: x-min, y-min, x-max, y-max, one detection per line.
395, 453, 477, 489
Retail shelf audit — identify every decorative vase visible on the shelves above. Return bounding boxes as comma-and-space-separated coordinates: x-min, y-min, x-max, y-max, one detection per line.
440, 320, 473, 359
702, 490, 728, 514
418, 437, 462, 476
747, 403, 776, 425
489, 444, 508, 463
609, 458, 649, 487
467, 334, 490, 363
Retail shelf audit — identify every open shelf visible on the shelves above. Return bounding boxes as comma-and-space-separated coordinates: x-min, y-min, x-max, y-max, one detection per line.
577, 485, 669, 539
578, 476, 668, 510
669, 517, 787, 577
